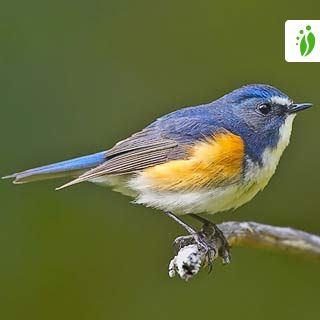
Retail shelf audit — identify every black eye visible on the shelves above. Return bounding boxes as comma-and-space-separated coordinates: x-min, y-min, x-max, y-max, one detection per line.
257, 104, 272, 115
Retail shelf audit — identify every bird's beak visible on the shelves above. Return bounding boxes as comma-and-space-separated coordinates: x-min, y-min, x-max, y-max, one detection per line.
288, 103, 313, 114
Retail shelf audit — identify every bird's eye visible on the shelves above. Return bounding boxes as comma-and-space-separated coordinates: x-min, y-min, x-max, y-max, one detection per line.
257, 104, 272, 115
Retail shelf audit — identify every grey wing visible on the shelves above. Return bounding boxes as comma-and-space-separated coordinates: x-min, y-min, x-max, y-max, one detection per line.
56, 128, 187, 190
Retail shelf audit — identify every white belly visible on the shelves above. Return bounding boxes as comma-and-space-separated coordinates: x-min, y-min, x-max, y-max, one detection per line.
125, 159, 277, 215
92, 174, 247, 214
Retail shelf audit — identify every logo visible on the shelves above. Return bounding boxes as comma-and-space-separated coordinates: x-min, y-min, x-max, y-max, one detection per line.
297, 25, 315, 56
285, 20, 320, 62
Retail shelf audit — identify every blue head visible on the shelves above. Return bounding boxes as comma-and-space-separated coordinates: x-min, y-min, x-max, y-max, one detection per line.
211, 84, 313, 163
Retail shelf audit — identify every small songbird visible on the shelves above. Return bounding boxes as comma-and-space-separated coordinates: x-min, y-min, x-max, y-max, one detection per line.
3, 84, 313, 263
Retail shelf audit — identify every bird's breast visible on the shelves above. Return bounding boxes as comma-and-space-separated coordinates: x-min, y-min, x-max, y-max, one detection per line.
135, 131, 245, 192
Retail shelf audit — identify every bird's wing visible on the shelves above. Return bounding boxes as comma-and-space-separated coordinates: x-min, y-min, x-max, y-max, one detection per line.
56, 130, 186, 189
56, 116, 222, 190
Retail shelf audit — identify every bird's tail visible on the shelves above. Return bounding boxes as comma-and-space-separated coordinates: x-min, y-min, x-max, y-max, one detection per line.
2, 151, 106, 185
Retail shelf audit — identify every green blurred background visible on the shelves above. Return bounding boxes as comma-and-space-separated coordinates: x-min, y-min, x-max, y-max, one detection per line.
1, 1, 320, 319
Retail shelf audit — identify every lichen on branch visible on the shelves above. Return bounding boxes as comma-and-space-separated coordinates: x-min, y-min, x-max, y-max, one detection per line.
168, 221, 320, 280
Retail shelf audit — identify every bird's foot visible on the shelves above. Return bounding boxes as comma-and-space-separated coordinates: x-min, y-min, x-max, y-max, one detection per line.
164, 211, 231, 279
206, 223, 231, 265
173, 222, 231, 268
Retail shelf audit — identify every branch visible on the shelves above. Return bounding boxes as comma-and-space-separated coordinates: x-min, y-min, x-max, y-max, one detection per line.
168, 221, 320, 280
219, 221, 320, 258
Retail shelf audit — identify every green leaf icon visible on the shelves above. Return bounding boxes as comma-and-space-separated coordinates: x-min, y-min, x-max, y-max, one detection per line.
299, 26, 316, 57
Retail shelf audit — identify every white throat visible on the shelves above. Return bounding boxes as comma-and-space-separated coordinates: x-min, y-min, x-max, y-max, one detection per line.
244, 114, 296, 187
262, 114, 296, 168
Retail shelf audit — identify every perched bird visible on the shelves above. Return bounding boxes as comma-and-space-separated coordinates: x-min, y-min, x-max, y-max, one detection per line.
3, 84, 313, 263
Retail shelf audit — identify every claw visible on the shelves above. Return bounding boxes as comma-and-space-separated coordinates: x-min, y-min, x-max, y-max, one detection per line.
222, 255, 231, 265
173, 234, 195, 253
220, 247, 231, 265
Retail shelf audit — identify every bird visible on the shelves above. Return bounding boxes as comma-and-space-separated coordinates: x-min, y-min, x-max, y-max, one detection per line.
2, 84, 313, 263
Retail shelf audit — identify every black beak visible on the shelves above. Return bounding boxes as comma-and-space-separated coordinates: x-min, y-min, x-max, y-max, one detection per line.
288, 103, 313, 114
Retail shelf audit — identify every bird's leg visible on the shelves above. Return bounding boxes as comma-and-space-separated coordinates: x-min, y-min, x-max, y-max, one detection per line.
189, 214, 231, 265
163, 211, 199, 250
163, 211, 196, 234
163, 211, 219, 266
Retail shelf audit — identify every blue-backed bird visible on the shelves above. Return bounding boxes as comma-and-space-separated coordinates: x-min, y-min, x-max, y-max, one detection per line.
3, 84, 313, 263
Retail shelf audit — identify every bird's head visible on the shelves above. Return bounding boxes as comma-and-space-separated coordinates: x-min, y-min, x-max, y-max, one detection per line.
217, 84, 313, 163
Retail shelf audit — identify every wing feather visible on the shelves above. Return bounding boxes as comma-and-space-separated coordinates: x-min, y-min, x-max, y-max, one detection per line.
56, 133, 186, 190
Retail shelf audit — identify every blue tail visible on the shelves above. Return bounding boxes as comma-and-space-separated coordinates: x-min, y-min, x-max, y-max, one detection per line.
2, 151, 106, 184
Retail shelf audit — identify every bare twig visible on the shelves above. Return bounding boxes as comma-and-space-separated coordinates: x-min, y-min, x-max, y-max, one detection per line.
169, 221, 320, 280
219, 221, 320, 258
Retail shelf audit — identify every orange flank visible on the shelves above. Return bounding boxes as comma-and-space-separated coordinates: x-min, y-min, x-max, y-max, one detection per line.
142, 131, 245, 191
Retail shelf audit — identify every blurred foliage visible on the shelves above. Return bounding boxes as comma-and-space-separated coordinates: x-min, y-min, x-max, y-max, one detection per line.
1, 1, 320, 319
